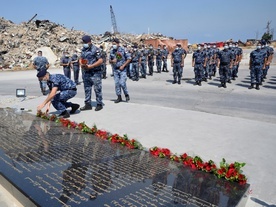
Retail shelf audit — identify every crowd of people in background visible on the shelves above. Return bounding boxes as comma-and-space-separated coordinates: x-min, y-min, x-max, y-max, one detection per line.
33, 36, 274, 117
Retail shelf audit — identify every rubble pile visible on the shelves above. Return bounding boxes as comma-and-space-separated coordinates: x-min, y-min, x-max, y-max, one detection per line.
0, 17, 179, 70
0, 17, 87, 70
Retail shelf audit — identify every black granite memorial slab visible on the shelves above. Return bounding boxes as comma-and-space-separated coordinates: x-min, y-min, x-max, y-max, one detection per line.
0, 108, 250, 207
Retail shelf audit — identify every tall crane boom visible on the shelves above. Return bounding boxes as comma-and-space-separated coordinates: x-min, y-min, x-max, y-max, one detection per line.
110, 5, 118, 34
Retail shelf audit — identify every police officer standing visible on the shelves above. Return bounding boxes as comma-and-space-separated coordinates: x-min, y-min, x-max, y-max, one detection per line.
147, 44, 155, 76
70, 50, 80, 85
36, 69, 79, 118
60, 51, 72, 79
217, 43, 234, 88
248, 41, 267, 90
109, 38, 131, 103
228, 42, 238, 83
140, 45, 147, 78
100, 45, 107, 79
79, 35, 104, 111
130, 44, 141, 81
155, 44, 163, 73
33, 50, 50, 95
192, 44, 206, 86
162, 45, 169, 72
171, 43, 185, 84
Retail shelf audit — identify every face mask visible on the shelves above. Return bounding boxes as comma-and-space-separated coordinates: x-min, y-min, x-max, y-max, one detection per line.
175, 47, 179, 50
83, 44, 89, 48
198, 47, 201, 50
257, 46, 261, 49
150, 46, 153, 49
261, 45, 264, 48
164, 47, 167, 49
229, 45, 232, 48
213, 45, 216, 48
133, 48, 137, 51
224, 46, 228, 49
112, 45, 117, 49
207, 46, 210, 48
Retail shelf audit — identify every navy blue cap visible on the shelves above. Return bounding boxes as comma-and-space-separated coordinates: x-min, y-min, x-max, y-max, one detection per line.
37, 69, 47, 78
82, 35, 91, 43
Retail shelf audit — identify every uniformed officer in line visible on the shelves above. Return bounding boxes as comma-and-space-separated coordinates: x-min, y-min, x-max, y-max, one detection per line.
171, 43, 185, 84
147, 44, 155, 76
202, 43, 209, 81
233, 42, 243, 79
263, 41, 274, 80
139, 45, 147, 78
212, 44, 220, 77
155, 44, 163, 73
192, 44, 207, 86
99, 45, 107, 79
261, 40, 273, 82
130, 44, 141, 81
217, 43, 234, 88
162, 45, 169, 72
206, 43, 215, 80
109, 38, 131, 103
36, 69, 79, 118
60, 51, 72, 79
79, 35, 104, 111
248, 41, 267, 90
70, 50, 80, 85
33, 50, 50, 95
228, 42, 238, 83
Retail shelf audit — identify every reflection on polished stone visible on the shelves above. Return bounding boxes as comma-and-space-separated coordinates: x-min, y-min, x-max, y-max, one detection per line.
0, 108, 249, 207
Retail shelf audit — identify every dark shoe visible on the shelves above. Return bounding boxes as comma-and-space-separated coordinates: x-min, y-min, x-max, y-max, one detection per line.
259, 82, 263, 85
114, 95, 122, 103
172, 80, 177, 84
227, 80, 232, 83
178, 81, 181, 84
223, 83, 227, 88
209, 76, 212, 80
70, 104, 80, 114
194, 81, 198, 86
198, 81, 202, 86
80, 104, 92, 111
248, 84, 254, 89
95, 104, 103, 111
125, 94, 130, 102
263, 76, 267, 79
256, 84, 260, 90
232, 77, 236, 80
59, 110, 70, 118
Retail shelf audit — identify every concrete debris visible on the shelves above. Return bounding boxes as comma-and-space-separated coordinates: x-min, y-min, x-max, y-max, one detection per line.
0, 16, 185, 70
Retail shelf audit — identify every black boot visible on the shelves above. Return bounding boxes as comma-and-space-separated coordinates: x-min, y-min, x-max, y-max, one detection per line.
125, 94, 130, 102
59, 110, 70, 118
256, 84, 260, 90
70, 104, 80, 114
114, 95, 122, 103
80, 103, 92, 111
172, 80, 177, 84
248, 83, 254, 89
95, 104, 103, 111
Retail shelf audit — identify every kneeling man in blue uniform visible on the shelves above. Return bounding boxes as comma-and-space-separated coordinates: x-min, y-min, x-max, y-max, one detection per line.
36, 69, 79, 118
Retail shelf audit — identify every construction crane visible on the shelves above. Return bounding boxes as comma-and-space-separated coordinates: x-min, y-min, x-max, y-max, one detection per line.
110, 5, 118, 34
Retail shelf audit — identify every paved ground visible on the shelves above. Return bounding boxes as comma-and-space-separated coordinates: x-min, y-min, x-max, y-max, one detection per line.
0, 50, 276, 206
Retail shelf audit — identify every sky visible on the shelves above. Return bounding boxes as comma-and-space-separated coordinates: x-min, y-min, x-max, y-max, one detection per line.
1, 0, 276, 44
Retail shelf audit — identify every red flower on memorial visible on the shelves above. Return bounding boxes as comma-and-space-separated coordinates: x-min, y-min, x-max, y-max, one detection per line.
36, 111, 247, 184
